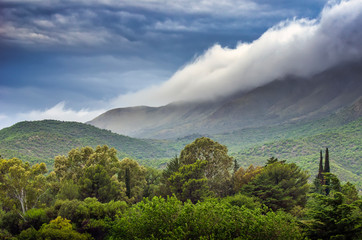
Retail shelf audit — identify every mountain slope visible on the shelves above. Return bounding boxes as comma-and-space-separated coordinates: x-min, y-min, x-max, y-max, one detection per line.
88, 61, 362, 139
0, 120, 175, 169
231, 117, 362, 190
0, 103, 360, 188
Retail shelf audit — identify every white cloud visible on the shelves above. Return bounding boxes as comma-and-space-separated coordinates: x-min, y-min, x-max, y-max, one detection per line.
0, 102, 106, 130
110, 0, 362, 107
16, 102, 105, 123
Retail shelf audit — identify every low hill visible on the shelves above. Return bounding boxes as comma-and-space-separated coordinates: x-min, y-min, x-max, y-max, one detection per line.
0, 120, 176, 169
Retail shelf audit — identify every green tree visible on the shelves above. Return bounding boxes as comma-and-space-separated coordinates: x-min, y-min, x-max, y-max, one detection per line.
234, 164, 263, 193
162, 155, 181, 180
54, 145, 120, 182
179, 137, 233, 196
305, 191, 362, 240
20, 216, 91, 240
0, 158, 48, 217
158, 156, 181, 197
110, 195, 304, 240
169, 160, 212, 203
324, 147, 331, 195
57, 179, 81, 200
54, 146, 125, 202
143, 166, 162, 199
341, 182, 360, 204
118, 158, 147, 203
242, 161, 309, 212
79, 164, 124, 203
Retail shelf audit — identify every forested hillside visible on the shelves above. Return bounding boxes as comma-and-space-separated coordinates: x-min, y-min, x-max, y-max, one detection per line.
0, 141, 360, 239
232, 118, 362, 189
0, 115, 361, 188
0, 120, 176, 168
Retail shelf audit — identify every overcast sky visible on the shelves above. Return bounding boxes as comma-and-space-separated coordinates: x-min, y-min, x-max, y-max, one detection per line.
1, 0, 361, 130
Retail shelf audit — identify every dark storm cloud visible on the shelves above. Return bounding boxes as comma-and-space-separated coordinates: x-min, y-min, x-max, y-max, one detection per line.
0, 0, 327, 49
0, 0, 330, 129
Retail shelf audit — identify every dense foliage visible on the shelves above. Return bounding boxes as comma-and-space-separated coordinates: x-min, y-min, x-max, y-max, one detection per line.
0, 137, 361, 239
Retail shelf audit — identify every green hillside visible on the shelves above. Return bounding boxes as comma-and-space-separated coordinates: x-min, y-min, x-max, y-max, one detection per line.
0, 111, 360, 189
230, 117, 362, 189
0, 120, 176, 169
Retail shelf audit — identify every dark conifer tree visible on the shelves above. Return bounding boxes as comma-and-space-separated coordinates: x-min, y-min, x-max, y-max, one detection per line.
324, 148, 330, 173
324, 148, 330, 195
233, 159, 240, 173
317, 150, 324, 184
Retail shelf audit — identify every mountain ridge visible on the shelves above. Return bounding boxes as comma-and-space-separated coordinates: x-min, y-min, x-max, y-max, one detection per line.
88, 61, 362, 139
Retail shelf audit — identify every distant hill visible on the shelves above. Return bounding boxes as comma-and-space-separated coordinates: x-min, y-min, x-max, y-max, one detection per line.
88, 61, 362, 139
227, 117, 362, 190
0, 104, 361, 189
0, 120, 176, 169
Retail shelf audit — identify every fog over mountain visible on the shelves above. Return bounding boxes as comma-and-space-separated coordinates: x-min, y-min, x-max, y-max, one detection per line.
87, 0, 362, 138
89, 61, 362, 138
109, 0, 362, 107
2, 0, 362, 130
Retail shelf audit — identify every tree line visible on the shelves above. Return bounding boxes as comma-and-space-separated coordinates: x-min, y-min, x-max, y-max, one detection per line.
0, 137, 361, 239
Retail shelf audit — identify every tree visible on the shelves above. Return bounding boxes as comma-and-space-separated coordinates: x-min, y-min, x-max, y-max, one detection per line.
54, 146, 125, 202
233, 164, 263, 192
179, 137, 233, 196
0, 158, 48, 218
265, 157, 285, 166
168, 160, 212, 203
54, 145, 120, 182
18, 216, 92, 240
162, 155, 181, 180
341, 182, 360, 204
158, 156, 181, 197
242, 161, 309, 212
79, 164, 124, 203
233, 159, 240, 174
305, 189, 362, 240
118, 158, 147, 203
324, 147, 331, 195
317, 150, 324, 183
143, 167, 162, 199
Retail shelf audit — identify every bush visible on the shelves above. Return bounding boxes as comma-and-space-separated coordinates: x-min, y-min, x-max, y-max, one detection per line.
23, 208, 49, 230
109, 196, 304, 239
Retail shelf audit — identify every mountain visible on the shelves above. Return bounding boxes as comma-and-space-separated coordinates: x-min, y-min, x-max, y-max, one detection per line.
0, 101, 361, 188
0, 120, 176, 169
88, 61, 362, 139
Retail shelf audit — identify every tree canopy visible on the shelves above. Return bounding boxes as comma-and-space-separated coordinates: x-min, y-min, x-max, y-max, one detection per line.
179, 137, 233, 196
242, 160, 309, 212
0, 158, 47, 217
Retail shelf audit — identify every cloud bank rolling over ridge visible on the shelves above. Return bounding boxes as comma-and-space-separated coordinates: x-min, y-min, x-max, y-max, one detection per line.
110, 0, 362, 107
1, 0, 361, 128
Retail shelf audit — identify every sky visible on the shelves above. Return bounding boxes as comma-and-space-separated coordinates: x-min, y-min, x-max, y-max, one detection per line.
1, 0, 362, 130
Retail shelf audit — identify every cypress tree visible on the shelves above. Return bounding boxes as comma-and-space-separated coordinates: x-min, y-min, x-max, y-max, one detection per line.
324, 148, 330, 195
324, 148, 330, 173
317, 150, 324, 181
